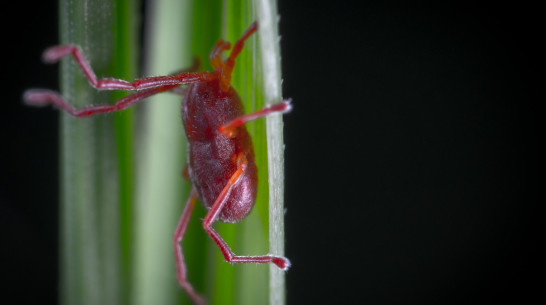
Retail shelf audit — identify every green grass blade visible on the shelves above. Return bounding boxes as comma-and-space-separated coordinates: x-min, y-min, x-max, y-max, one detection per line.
112, 0, 139, 301
254, 1, 288, 304
58, 0, 138, 304
132, 1, 193, 304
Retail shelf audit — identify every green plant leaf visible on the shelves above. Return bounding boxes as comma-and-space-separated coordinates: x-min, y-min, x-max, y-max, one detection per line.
132, 1, 195, 305
58, 0, 138, 305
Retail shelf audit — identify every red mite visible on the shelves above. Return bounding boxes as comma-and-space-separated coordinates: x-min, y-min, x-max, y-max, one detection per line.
24, 22, 291, 305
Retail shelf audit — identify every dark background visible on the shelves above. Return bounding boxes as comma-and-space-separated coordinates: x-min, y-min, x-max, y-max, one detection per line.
1, 1, 540, 304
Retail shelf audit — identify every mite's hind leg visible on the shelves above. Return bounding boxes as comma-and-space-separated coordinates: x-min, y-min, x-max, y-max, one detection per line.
202, 153, 290, 270
173, 189, 207, 305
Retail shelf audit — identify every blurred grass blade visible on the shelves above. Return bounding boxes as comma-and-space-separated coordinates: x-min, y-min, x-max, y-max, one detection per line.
58, 0, 137, 305
132, 0, 194, 305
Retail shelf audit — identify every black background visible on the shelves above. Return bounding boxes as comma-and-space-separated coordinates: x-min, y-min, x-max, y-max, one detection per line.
1, 1, 540, 304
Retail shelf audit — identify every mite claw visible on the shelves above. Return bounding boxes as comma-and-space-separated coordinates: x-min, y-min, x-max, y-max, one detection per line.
281, 99, 293, 113
272, 256, 291, 271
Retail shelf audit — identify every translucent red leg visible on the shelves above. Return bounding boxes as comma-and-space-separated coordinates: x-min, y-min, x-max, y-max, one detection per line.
223, 22, 258, 76
173, 189, 206, 305
209, 40, 231, 70
174, 154, 289, 305
23, 84, 179, 117
218, 99, 293, 137
218, 22, 259, 92
202, 153, 291, 270
38, 45, 215, 91
24, 44, 219, 116
41, 45, 134, 90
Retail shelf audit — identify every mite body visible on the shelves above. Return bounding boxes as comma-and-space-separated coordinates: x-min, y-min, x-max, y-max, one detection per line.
183, 80, 257, 223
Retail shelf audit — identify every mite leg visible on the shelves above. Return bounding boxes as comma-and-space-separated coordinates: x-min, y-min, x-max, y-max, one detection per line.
42, 45, 215, 91
218, 99, 293, 138
132, 57, 215, 90
130, 72, 215, 90
209, 40, 231, 70
23, 84, 179, 117
42, 45, 134, 90
219, 22, 259, 91
202, 153, 291, 270
160, 59, 201, 97
174, 189, 206, 305
224, 22, 258, 72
